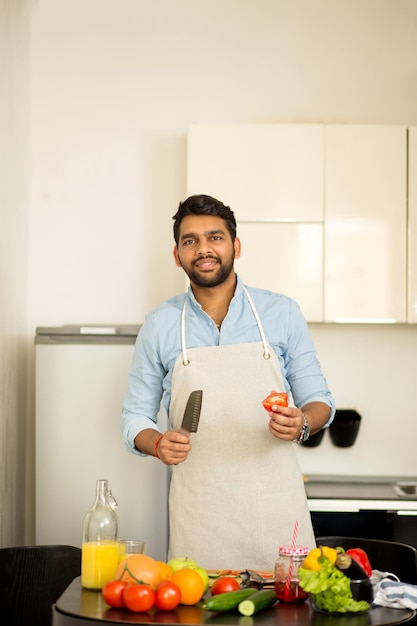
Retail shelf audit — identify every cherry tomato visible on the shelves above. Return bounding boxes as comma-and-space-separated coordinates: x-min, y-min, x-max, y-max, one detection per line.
210, 576, 241, 596
262, 390, 288, 411
101, 580, 128, 608
154, 580, 182, 611
123, 583, 156, 612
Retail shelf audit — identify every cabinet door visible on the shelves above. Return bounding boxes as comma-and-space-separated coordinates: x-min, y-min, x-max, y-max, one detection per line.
324, 125, 407, 323
235, 222, 323, 322
408, 127, 417, 323
187, 124, 324, 222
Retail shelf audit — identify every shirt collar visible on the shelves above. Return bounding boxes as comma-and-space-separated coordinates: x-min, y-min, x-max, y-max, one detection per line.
186, 274, 244, 311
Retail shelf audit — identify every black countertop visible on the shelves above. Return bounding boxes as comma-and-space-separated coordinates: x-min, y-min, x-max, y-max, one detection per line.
52, 578, 416, 626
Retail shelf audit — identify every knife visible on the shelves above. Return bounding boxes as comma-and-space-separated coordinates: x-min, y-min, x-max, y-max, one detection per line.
240, 569, 275, 589
180, 390, 203, 433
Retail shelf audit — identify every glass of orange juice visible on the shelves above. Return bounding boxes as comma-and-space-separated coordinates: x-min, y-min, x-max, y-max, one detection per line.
117, 539, 146, 564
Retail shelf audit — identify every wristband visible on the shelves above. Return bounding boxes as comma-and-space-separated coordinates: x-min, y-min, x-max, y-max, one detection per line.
154, 434, 163, 459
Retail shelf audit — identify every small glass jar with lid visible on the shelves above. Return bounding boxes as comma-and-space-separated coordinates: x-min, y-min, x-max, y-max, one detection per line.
274, 545, 309, 603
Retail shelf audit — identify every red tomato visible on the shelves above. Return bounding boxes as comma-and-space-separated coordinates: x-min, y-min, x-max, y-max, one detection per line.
154, 580, 182, 611
101, 580, 128, 608
210, 576, 241, 596
262, 390, 288, 411
123, 583, 156, 612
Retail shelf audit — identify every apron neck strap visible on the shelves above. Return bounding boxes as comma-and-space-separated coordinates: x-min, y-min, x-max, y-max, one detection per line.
181, 287, 271, 364
242, 286, 270, 359
181, 302, 190, 365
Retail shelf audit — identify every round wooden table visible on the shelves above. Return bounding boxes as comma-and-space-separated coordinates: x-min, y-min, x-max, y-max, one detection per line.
52, 578, 416, 626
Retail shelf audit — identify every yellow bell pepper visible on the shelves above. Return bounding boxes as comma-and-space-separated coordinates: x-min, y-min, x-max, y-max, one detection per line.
302, 547, 322, 571
321, 546, 337, 565
302, 546, 338, 571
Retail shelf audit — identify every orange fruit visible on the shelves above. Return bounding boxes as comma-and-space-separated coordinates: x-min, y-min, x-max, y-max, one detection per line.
170, 568, 205, 605
158, 561, 173, 580
115, 554, 162, 589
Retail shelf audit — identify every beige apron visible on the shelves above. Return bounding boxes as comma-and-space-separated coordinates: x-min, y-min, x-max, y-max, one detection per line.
167, 287, 315, 571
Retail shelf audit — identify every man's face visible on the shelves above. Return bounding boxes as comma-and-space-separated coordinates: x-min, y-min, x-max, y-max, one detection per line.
173, 215, 241, 288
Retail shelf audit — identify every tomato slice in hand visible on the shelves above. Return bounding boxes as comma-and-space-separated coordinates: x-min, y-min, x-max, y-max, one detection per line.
262, 390, 288, 411
102, 580, 129, 608
123, 584, 156, 612
211, 576, 241, 596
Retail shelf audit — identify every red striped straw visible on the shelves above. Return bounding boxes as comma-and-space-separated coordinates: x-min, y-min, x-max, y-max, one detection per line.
285, 520, 299, 595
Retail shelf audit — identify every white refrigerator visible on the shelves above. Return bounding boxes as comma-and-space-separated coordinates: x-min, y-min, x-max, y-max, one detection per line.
35, 324, 169, 562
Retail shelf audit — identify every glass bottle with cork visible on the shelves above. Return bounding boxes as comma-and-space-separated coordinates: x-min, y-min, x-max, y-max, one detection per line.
81, 478, 118, 590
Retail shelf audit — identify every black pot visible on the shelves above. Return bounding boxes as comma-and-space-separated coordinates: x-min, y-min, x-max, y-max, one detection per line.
341, 559, 374, 604
329, 409, 362, 448
310, 562, 372, 621
301, 428, 325, 447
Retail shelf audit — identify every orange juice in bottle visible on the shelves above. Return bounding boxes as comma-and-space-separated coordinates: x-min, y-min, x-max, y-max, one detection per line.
81, 479, 118, 590
81, 540, 118, 589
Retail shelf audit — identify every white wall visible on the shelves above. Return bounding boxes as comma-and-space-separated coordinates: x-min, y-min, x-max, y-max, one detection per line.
296, 324, 417, 477
2, 0, 417, 544
28, 0, 417, 327
0, 0, 31, 546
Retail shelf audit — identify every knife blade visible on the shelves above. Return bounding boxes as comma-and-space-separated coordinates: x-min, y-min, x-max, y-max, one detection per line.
240, 569, 275, 589
180, 390, 203, 433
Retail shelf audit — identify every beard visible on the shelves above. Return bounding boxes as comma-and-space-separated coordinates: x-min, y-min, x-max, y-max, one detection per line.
182, 254, 235, 288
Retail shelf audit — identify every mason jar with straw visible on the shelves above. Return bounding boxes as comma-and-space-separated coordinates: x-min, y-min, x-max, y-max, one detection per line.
274, 520, 310, 603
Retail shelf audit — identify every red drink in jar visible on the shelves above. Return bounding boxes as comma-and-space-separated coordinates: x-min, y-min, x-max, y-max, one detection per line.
274, 545, 309, 604
274, 579, 309, 603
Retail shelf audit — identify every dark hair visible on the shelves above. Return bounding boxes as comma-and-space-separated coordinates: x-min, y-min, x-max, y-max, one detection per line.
172, 194, 237, 245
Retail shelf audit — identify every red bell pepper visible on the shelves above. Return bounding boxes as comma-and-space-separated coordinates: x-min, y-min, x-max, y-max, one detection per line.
346, 548, 372, 577
262, 390, 288, 411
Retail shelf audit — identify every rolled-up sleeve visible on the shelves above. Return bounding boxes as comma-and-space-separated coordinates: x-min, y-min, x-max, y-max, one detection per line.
121, 317, 166, 456
282, 299, 335, 426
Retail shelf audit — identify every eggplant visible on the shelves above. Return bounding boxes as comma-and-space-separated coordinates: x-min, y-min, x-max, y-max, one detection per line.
336, 555, 373, 604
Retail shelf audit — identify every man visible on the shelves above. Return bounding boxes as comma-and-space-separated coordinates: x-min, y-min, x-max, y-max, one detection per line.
121, 194, 335, 571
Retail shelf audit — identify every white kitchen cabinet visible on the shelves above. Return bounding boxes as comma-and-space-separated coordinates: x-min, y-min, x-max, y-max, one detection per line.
235, 222, 323, 322
324, 125, 407, 323
187, 124, 324, 222
187, 123, 409, 324
408, 127, 417, 323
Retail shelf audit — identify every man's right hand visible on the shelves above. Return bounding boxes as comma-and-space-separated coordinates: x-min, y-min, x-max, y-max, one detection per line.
134, 428, 192, 465
157, 430, 192, 465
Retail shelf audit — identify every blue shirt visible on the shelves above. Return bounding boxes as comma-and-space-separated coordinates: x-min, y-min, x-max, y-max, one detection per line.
121, 276, 335, 454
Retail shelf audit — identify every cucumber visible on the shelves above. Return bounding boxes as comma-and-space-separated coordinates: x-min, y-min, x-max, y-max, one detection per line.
238, 589, 278, 616
202, 588, 257, 612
